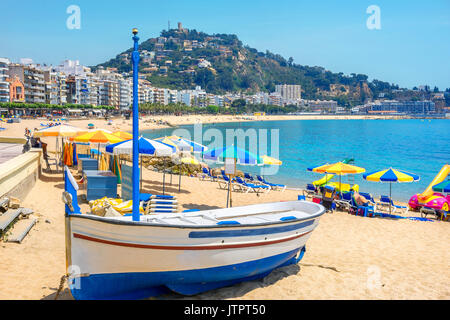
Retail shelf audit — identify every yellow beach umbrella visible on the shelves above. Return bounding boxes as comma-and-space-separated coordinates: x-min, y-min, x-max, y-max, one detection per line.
73, 130, 124, 162
33, 124, 87, 138
312, 162, 365, 175
73, 130, 124, 144
261, 155, 282, 166
312, 162, 365, 193
113, 131, 133, 140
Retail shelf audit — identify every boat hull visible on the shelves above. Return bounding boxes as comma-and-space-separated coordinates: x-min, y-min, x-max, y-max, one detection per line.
66, 203, 323, 300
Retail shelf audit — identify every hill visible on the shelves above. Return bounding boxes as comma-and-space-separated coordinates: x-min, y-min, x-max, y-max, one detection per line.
94, 26, 404, 107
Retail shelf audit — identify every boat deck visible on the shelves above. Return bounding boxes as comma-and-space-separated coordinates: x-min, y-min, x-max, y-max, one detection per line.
87, 201, 322, 227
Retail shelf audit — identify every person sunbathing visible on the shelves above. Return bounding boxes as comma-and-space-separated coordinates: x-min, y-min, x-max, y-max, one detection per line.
352, 190, 370, 207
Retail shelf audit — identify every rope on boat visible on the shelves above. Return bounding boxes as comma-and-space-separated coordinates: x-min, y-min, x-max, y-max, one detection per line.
54, 274, 68, 300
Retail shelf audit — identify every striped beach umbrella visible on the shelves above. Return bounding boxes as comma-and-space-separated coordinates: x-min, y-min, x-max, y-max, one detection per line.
260, 155, 282, 166
203, 145, 260, 165
432, 180, 450, 193
105, 137, 176, 156
113, 131, 133, 140
312, 162, 365, 193
363, 168, 420, 214
106, 137, 177, 192
73, 130, 123, 144
161, 135, 208, 153
33, 124, 86, 137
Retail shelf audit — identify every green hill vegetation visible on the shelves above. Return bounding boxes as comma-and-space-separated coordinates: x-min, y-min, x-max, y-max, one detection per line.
94, 27, 407, 108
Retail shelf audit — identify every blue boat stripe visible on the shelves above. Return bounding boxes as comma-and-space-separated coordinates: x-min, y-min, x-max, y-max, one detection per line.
189, 219, 315, 238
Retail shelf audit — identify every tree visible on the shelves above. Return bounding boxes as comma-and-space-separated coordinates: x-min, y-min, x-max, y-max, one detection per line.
231, 99, 246, 109
288, 57, 294, 66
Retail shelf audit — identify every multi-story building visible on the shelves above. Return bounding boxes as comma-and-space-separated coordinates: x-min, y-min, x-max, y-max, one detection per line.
0, 58, 10, 103
9, 64, 46, 104
306, 99, 338, 113
268, 92, 282, 106
367, 100, 436, 114
8, 76, 25, 103
118, 78, 132, 109
177, 90, 192, 106
99, 79, 120, 108
66, 75, 94, 105
275, 84, 302, 101
42, 69, 67, 105
138, 79, 153, 104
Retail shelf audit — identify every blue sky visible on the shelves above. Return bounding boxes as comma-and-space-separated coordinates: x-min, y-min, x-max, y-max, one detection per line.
0, 0, 449, 89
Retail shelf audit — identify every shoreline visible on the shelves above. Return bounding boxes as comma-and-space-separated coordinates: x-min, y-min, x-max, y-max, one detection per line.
0, 115, 448, 300
1, 114, 445, 138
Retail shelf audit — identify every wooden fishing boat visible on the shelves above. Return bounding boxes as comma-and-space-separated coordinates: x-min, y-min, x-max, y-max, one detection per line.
63, 167, 325, 300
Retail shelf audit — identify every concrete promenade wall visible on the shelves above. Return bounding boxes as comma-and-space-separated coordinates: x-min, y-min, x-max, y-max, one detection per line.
0, 140, 42, 200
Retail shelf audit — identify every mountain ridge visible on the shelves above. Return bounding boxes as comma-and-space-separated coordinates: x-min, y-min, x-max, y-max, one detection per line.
94, 26, 411, 107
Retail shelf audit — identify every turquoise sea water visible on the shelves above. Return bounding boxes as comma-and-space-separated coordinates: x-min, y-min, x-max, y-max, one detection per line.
142, 119, 450, 202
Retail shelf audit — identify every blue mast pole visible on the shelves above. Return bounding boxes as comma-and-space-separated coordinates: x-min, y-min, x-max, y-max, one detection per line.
131, 28, 140, 222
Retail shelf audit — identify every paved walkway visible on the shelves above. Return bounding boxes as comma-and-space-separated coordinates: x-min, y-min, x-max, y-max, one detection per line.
0, 143, 23, 165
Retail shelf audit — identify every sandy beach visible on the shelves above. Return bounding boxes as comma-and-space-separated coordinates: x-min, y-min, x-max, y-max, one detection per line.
0, 117, 449, 300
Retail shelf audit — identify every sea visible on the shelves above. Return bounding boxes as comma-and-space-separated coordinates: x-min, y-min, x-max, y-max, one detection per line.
142, 119, 450, 202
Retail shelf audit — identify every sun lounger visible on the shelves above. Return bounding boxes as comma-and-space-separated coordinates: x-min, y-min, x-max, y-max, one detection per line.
348, 195, 381, 218
335, 192, 353, 210
256, 175, 286, 191
376, 195, 409, 214
200, 167, 217, 181
235, 176, 270, 194
303, 184, 318, 197
244, 173, 255, 182
217, 174, 236, 190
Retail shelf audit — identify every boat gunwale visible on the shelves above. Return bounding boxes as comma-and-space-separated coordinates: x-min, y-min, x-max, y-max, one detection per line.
67, 201, 326, 230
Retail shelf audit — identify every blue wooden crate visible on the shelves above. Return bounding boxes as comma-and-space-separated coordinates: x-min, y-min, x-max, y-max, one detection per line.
84, 170, 118, 201
81, 158, 98, 171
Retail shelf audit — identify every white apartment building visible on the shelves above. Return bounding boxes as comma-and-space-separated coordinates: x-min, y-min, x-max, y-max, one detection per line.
42, 69, 67, 105
275, 84, 301, 101
56, 60, 88, 77
0, 58, 10, 103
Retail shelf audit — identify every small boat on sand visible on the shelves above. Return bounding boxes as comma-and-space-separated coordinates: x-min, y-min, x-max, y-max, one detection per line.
63, 167, 325, 300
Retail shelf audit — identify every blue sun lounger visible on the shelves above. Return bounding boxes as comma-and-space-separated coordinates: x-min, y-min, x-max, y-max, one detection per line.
376, 195, 409, 213
235, 176, 270, 194
256, 175, 286, 191
244, 173, 255, 181
200, 167, 217, 181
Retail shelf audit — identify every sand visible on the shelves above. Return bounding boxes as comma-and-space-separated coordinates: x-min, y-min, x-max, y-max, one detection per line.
0, 117, 449, 300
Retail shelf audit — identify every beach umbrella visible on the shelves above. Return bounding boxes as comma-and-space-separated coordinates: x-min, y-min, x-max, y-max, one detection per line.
432, 180, 450, 193
156, 136, 191, 152
203, 145, 261, 207
363, 168, 420, 214
33, 124, 86, 137
73, 130, 124, 162
106, 137, 177, 192
260, 155, 282, 166
33, 124, 87, 169
157, 135, 208, 153
312, 162, 366, 194
203, 145, 260, 165
73, 130, 122, 144
113, 131, 133, 140
105, 137, 175, 156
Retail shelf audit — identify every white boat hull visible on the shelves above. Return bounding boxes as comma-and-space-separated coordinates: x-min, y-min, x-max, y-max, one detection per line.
65, 201, 325, 299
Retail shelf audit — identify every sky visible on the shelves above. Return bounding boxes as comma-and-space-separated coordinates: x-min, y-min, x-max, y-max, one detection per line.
0, 0, 449, 90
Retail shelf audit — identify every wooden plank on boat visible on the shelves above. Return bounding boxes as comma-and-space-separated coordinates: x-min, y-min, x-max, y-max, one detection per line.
0, 209, 21, 233
6, 218, 36, 243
